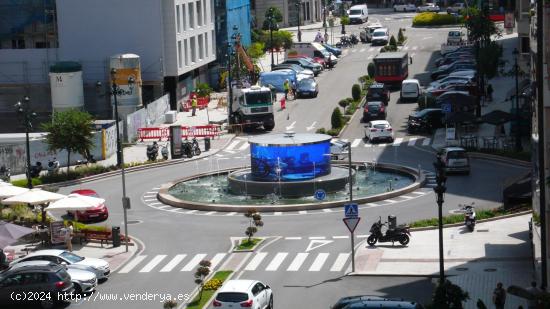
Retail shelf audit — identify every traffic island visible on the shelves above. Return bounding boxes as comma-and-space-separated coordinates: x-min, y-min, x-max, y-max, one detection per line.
232, 237, 265, 252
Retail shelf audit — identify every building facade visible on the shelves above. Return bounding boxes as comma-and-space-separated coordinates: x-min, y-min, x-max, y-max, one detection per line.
252, 0, 323, 29
214, 0, 252, 68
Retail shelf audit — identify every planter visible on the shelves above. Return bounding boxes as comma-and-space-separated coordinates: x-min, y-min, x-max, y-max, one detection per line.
233, 237, 265, 252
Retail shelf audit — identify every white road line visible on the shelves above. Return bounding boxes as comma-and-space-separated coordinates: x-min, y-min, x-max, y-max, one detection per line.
226, 140, 240, 151
158, 206, 173, 210
384, 199, 398, 204
146, 191, 158, 194
144, 199, 156, 202
400, 195, 414, 199
412, 46, 418, 50
392, 138, 404, 146
351, 139, 361, 148
185, 210, 197, 214
357, 235, 369, 238
139, 255, 167, 273
422, 138, 431, 146
367, 55, 373, 60
403, 46, 409, 50
364, 142, 372, 147
223, 150, 236, 154
266, 252, 288, 271
118, 255, 147, 273
245, 252, 268, 271
332, 236, 348, 239
299, 210, 307, 214
210, 253, 227, 269
181, 254, 207, 271
152, 187, 161, 190
340, 139, 348, 142
204, 211, 217, 215
309, 253, 329, 271
330, 253, 350, 272
226, 212, 237, 216
238, 143, 250, 151
368, 47, 375, 52
367, 202, 380, 207
285, 237, 302, 240
411, 191, 426, 195
170, 208, 187, 213
159, 254, 187, 272
274, 212, 282, 216
287, 253, 309, 271
408, 138, 419, 146
148, 202, 162, 206
309, 236, 326, 240
323, 209, 333, 212
351, 49, 357, 53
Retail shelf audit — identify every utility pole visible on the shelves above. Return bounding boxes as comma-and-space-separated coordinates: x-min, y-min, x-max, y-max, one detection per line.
433, 157, 447, 284
513, 48, 523, 152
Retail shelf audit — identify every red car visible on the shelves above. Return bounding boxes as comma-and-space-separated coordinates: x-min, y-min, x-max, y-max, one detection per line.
287, 54, 326, 68
69, 189, 109, 222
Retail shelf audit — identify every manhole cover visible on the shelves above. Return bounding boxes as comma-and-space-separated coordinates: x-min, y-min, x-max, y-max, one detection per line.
484, 268, 497, 272
126, 220, 143, 225
456, 267, 468, 271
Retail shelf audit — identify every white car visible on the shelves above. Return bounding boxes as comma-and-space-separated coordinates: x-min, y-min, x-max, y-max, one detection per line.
212, 279, 273, 309
364, 120, 394, 143
401, 79, 421, 101
9, 260, 98, 294
371, 28, 389, 46
417, 3, 440, 12
437, 147, 470, 174
393, 3, 417, 12
12, 249, 111, 280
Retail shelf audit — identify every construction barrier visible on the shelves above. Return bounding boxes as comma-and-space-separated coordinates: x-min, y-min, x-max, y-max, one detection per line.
137, 125, 222, 142
181, 92, 210, 112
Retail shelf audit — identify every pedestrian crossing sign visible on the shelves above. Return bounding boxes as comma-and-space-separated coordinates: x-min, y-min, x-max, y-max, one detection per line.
344, 203, 358, 218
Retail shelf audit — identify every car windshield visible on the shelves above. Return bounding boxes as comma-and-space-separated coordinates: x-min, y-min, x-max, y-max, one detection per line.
216, 292, 249, 303
447, 151, 467, 159
373, 123, 389, 129
60, 251, 85, 263
299, 79, 315, 86
245, 92, 272, 105
373, 31, 386, 37
349, 9, 362, 15
368, 104, 381, 110
369, 88, 385, 96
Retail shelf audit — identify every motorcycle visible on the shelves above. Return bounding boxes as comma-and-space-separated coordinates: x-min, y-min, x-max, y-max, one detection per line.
183, 138, 194, 158
29, 162, 43, 178
461, 203, 476, 231
367, 216, 411, 246
47, 158, 60, 175
0, 166, 11, 182
191, 137, 201, 156
161, 143, 169, 160
336, 36, 352, 48
350, 34, 359, 45
76, 154, 97, 167
146, 142, 159, 161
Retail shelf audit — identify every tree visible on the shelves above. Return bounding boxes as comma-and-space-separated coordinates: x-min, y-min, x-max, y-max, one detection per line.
244, 208, 263, 243
195, 82, 212, 98
193, 260, 211, 300
331, 107, 344, 129
389, 35, 397, 48
429, 280, 469, 309
398, 28, 406, 44
42, 110, 94, 176
247, 42, 265, 60
262, 6, 283, 30
351, 84, 361, 101
367, 62, 375, 78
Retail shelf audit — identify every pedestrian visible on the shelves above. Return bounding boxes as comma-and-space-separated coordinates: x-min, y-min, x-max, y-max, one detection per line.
492, 282, 506, 309
327, 55, 333, 70
526, 281, 542, 309
283, 79, 290, 100
324, 32, 329, 44
191, 95, 198, 116
486, 84, 493, 102
62, 222, 74, 252
315, 31, 323, 42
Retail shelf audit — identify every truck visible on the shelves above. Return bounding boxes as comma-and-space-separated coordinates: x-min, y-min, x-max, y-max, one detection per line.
231, 85, 275, 131
287, 42, 338, 65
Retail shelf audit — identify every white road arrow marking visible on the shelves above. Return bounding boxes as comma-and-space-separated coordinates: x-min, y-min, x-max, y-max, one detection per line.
305, 239, 334, 252
286, 121, 296, 131
306, 121, 317, 131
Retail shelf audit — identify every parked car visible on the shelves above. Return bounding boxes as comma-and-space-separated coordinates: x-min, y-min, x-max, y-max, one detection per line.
364, 120, 394, 143
400, 79, 421, 101
438, 58, 476, 70
282, 58, 322, 76
272, 64, 315, 80
287, 54, 326, 69
447, 30, 465, 44
417, 3, 440, 12
426, 79, 471, 93
428, 83, 476, 97
0, 261, 74, 308
363, 101, 386, 121
212, 279, 273, 309
9, 260, 98, 294
393, 2, 417, 12
431, 63, 476, 80
447, 2, 466, 14
296, 78, 319, 98
367, 83, 390, 105
360, 23, 383, 43
435, 91, 476, 112
12, 249, 111, 280
68, 189, 109, 222
322, 43, 342, 57
371, 28, 390, 46
437, 147, 470, 174
332, 295, 424, 309
407, 108, 444, 133
348, 4, 369, 24
429, 75, 473, 88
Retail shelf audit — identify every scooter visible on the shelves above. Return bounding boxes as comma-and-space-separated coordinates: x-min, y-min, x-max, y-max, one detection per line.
367, 216, 411, 246
47, 158, 60, 175
161, 143, 169, 160
0, 166, 10, 182
191, 137, 201, 156
350, 34, 359, 45
183, 138, 194, 158
146, 142, 159, 161
461, 203, 476, 231
29, 162, 42, 178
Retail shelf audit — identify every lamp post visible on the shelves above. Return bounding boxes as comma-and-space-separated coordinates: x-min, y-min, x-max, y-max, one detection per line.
296, 1, 302, 42
110, 68, 134, 252
322, 0, 327, 29
227, 43, 234, 124
341, 2, 346, 35
15, 96, 36, 189
512, 48, 523, 152
266, 11, 276, 71
433, 157, 447, 284
347, 142, 355, 273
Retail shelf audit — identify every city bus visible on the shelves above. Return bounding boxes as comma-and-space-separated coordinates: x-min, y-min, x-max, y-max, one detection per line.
372, 51, 409, 84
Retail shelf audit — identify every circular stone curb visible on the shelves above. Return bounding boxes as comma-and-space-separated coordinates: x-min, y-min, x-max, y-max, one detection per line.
157, 162, 425, 213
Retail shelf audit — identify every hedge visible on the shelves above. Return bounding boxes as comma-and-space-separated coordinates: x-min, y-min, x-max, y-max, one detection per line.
412, 12, 464, 26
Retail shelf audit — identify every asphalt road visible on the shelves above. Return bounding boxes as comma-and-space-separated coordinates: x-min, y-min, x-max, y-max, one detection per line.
61, 13, 525, 309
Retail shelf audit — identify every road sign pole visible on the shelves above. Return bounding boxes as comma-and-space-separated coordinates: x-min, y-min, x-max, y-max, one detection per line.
351, 231, 355, 273
343, 216, 360, 274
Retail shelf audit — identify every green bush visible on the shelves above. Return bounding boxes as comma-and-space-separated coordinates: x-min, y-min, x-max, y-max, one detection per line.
331, 107, 344, 129
397, 28, 406, 44
351, 84, 361, 101
327, 128, 341, 136
316, 128, 326, 134
11, 178, 42, 187
340, 16, 350, 25
195, 82, 213, 98
412, 12, 464, 26
380, 45, 398, 53
260, 30, 293, 50
246, 42, 265, 60
367, 63, 375, 78
338, 99, 350, 108
389, 35, 397, 48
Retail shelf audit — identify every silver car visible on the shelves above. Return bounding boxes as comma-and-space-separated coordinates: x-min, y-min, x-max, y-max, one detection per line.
437, 147, 470, 174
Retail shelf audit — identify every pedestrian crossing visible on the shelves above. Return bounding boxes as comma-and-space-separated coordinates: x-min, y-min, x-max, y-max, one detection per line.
117, 251, 352, 274
223, 137, 431, 153
340, 43, 440, 58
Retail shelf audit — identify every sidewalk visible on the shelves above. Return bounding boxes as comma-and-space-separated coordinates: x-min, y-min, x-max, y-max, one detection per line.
352, 214, 535, 308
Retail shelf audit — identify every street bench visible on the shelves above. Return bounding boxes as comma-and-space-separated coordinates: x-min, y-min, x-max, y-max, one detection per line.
77, 230, 132, 247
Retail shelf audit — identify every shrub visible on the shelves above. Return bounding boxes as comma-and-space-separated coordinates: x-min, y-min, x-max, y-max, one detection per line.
327, 128, 340, 136
398, 28, 406, 44
316, 128, 327, 134
338, 99, 350, 108
389, 35, 397, 48
195, 82, 213, 98
412, 12, 464, 26
331, 107, 344, 129
340, 16, 350, 25
428, 280, 469, 309
247, 42, 265, 60
367, 63, 375, 78
203, 278, 224, 291
11, 178, 42, 187
352, 84, 361, 101
380, 45, 398, 53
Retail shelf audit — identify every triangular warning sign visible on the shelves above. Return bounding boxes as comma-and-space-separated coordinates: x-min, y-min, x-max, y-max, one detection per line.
343, 217, 361, 233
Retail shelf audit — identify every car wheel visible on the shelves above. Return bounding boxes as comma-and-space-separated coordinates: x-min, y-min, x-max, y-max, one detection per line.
268, 296, 273, 309
389, 137, 394, 143
74, 283, 83, 295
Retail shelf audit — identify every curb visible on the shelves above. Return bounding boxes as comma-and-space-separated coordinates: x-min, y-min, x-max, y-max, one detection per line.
110, 235, 145, 273
468, 152, 530, 167
232, 237, 266, 253
338, 96, 365, 138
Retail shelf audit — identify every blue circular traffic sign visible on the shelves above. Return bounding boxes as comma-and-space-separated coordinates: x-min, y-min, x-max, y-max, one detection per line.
314, 189, 326, 201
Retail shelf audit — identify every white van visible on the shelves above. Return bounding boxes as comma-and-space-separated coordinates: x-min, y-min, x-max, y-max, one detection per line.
290, 42, 338, 65
400, 79, 421, 101
348, 4, 368, 24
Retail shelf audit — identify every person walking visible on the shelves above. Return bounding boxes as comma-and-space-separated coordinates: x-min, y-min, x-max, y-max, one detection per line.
492, 282, 506, 309
283, 79, 290, 100
526, 281, 542, 309
62, 222, 74, 252
191, 96, 198, 116
327, 55, 333, 70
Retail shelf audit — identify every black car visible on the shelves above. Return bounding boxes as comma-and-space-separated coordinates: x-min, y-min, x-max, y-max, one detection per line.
363, 101, 386, 121
282, 58, 322, 76
407, 108, 444, 133
0, 262, 74, 308
431, 63, 476, 80
296, 78, 319, 98
367, 83, 390, 105
332, 295, 423, 309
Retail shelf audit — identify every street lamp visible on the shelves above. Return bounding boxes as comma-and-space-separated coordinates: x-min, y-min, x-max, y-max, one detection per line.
323, 0, 328, 35
15, 96, 36, 189
110, 68, 134, 252
227, 43, 234, 124
266, 11, 277, 71
341, 2, 346, 35
512, 48, 523, 152
295, 1, 302, 42
433, 156, 447, 284
231, 26, 241, 85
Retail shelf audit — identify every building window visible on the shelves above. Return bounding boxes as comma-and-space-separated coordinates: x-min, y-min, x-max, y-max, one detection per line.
190, 37, 196, 63
176, 5, 181, 33
198, 34, 204, 60
197, 0, 202, 27
211, 0, 214, 23
211, 30, 215, 56
182, 4, 187, 31
203, 0, 207, 24
521, 36, 530, 54
184, 39, 189, 66
178, 40, 182, 68
189, 2, 194, 29
205, 32, 209, 58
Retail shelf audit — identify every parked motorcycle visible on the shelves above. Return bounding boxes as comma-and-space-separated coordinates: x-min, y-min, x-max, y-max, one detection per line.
191, 137, 201, 156
336, 36, 352, 48
47, 158, 60, 175
146, 142, 159, 161
350, 34, 359, 45
29, 162, 42, 178
183, 138, 194, 158
0, 166, 11, 182
367, 216, 411, 246
461, 203, 476, 231
161, 143, 169, 160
